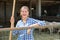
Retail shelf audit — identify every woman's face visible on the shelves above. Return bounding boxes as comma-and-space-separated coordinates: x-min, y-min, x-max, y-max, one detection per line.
20, 7, 29, 18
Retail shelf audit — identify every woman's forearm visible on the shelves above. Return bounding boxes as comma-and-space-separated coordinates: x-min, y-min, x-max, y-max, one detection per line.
30, 23, 50, 29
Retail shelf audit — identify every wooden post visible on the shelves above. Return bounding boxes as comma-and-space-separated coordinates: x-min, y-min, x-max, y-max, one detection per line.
9, 0, 16, 40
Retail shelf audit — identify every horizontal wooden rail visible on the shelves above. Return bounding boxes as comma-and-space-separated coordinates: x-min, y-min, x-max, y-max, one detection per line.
0, 27, 32, 31
0, 23, 60, 31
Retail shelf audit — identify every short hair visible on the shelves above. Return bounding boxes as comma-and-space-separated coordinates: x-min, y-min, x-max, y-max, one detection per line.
20, 6, 29, 12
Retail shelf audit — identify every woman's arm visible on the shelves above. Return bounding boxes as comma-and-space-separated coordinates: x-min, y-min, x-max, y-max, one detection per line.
27, 18, 46, 34
29, 23, 51, 29
27, 23, 46, 34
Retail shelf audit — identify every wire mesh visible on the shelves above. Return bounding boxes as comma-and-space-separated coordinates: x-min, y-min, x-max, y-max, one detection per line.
0, 30, 9, 40
0, 28, 60, 40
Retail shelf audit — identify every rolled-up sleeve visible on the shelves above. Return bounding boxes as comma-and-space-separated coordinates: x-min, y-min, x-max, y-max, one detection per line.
31, 18, 46, 26
37, 21, 46, 26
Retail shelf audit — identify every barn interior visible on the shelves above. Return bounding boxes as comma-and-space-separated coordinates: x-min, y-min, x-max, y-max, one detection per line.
0, 0, 60, 27
0, 0, 60, 40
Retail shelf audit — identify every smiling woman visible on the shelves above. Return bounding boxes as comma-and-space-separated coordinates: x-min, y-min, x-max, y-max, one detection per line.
10, 6, 46, 40
1, 0, 60, 40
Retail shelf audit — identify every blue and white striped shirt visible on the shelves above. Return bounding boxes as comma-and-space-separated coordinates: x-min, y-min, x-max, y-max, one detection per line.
13, 18, 45, 40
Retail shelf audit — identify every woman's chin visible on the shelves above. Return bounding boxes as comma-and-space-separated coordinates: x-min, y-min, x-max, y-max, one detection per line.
22, 16, 27, 18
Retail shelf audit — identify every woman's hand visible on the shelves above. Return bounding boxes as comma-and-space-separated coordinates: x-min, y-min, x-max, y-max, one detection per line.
27, 29, 31, 35
10, 16, 15, 25
10, 16, 15, 28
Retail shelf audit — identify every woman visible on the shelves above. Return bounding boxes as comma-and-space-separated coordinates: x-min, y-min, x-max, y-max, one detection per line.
10, 6, 46, 40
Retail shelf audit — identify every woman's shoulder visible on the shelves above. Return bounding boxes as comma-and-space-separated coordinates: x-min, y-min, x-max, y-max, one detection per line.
28, 17, 35, 20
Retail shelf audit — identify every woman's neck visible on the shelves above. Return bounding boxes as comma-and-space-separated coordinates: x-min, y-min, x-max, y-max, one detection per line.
22, 17, 28, 24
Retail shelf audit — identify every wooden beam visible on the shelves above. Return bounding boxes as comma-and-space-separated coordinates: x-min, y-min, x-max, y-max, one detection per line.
0, 23, 60, 31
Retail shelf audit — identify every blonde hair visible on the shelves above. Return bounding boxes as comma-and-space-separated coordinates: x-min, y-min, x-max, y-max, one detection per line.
20, 6, 29, 12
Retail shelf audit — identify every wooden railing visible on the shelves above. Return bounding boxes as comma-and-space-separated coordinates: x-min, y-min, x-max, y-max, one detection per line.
0, 22, 60, 40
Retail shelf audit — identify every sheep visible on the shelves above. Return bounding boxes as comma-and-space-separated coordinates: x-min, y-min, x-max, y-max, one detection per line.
46, 21, 60, 34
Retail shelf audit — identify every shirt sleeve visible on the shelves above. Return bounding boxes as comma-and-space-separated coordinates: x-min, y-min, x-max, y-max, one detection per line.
32, 18, 46, 26
12, 21, 19, 36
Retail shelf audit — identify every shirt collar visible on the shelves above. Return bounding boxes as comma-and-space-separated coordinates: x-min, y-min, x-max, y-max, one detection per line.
21, 17, 29, 24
